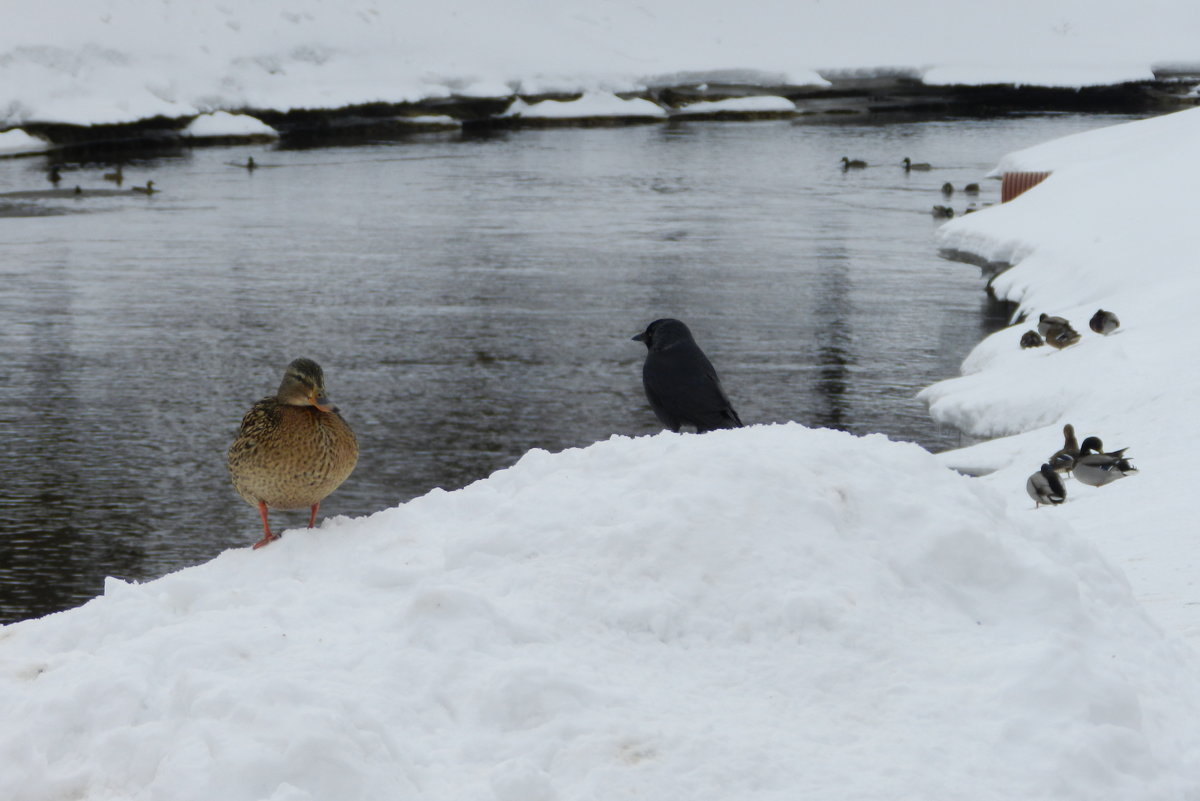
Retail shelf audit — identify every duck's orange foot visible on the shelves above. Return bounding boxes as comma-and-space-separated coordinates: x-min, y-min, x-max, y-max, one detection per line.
252, 531, 280, 550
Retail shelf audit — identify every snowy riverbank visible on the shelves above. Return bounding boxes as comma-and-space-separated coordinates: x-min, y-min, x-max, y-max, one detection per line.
3, 425, 1200, 800
922, 106, 1200, 642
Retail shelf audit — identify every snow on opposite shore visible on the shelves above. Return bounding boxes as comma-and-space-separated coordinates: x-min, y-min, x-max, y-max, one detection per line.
2, 425, 1200, 800
2, 0, 1200, 126
920, 107, 1200, 640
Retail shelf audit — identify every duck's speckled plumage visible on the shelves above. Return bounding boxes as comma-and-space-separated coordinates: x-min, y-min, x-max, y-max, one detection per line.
228, 358, 358, 548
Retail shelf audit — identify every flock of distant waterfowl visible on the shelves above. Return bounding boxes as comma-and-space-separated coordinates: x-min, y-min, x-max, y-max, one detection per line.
839, 155, 988, 218
42, 157, 259, 197
45, 162, 157, 195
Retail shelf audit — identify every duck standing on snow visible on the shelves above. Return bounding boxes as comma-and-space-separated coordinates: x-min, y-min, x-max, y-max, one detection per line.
228, 358, 359, 549
1073, 436, 1137, 487
1089, 309, 1120, 335
632, 318, 743, 434
1026, 463, 1067, 508
1020, 330, 1044, 348
1048, 423, 1079, 474
903, 157, 932, 171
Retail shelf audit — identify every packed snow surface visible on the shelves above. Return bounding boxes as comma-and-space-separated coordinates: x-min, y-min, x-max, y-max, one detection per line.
2, 0, 1199, 126
3, 425, 1200, 800
922, 106, 1200, 642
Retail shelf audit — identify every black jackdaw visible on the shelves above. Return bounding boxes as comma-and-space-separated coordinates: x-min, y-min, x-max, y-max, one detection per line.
632, 318, 744, 433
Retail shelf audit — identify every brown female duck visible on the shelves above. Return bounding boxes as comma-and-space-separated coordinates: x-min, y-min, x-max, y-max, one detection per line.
1048, 423, 1079, 473
227, 358, 359, 548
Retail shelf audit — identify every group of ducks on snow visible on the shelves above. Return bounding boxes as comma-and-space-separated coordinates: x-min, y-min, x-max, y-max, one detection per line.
227, 319, 740, 549
1020, 308, 1119, 350
1020, 307, 1134, 506
839, 156, 983, 217
1027, 423, 1138, 508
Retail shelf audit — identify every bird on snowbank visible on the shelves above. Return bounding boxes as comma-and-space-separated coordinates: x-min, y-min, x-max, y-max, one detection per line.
1048, 423, 1079, 474
633, 318, 743, 434
1037, 313, 1080, 349
1073, 436, 1137, 488
841, 157, 867, 169
1020, 330, 1044, 348
228, 358, 359, 549
1089, 309, 1120, 335
903, 157, 932, 171
1026, 463, 1066, 508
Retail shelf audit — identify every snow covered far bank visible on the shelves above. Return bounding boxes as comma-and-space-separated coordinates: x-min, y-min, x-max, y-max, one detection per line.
920, 107, 1200, 640
1, 0, 1199, 128
3, 424, 1199, 800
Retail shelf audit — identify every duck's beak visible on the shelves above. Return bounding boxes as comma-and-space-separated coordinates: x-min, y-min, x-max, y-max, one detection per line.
309, 390, 336, 413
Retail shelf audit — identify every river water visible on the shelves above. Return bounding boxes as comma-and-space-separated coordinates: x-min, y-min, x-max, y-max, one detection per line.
0, 112, 1136, 622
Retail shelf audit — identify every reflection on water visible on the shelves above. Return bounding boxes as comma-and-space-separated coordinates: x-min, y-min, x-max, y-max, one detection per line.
0, 113, 1137, 622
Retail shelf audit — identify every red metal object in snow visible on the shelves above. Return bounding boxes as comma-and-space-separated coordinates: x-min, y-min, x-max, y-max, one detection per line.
1001, 171, 1051, 202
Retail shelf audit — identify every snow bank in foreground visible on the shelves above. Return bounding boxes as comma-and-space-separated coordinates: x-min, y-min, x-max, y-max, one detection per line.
919, 108, 1200, 641
3, 425, 1199, 800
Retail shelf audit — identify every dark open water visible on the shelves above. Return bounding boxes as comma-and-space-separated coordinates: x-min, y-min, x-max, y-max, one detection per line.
0, 113, 1136, 622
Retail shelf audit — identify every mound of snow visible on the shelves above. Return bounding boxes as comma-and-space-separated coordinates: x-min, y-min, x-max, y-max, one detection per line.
502, 92, 666, 120
0, 128, 50, 155
2, 425, 1199, 800
182, 111, 279, 138
670, 96, 796, 115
